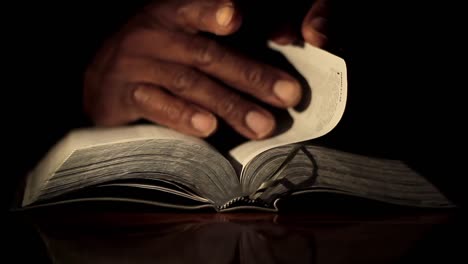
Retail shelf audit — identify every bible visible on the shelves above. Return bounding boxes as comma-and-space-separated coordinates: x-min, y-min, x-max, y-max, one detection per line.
17, 43, 454, 212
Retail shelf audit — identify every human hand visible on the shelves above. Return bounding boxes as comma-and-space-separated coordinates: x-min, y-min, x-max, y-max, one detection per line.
84, 0, 302, 140
270, 0, 331, 48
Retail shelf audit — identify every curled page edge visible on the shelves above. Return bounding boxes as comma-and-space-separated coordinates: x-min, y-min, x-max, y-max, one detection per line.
230, 42, 348, 168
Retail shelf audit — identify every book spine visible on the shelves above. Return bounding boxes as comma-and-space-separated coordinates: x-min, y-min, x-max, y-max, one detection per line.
218, 196, 269, 210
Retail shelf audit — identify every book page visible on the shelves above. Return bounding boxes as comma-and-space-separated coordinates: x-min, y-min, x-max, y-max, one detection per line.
230, 42, 347, 166
245, 145, 454, 208
22, 125, 212, 206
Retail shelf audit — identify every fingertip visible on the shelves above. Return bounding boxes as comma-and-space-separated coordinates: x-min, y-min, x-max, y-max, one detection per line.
216, 3, 234, 27
191, 112, 218, 137
245, 110, 276, 140
309, 17, 328, 34
214, 2, 242, 35
273, 80, 302, 107
268, 24, 297, 46
302, 17, 328, 48
175, 1, 241, 36
270, 36, 296, 46
302, 26, 328, 48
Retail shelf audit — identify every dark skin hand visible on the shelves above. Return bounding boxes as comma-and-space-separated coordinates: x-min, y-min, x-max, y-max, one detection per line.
84, 0, 330, 140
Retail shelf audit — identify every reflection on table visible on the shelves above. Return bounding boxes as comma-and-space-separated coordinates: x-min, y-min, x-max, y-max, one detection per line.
21, 208, 462, 264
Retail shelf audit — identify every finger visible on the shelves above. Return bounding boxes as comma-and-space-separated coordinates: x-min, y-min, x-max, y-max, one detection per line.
132, 84, 218, 138
84, 63, 140, 127
269, 24, 298, 45
146, 0, 241, 35
119, 57, 276, 139
302, 0, 330, 47
123, 29, 302, 109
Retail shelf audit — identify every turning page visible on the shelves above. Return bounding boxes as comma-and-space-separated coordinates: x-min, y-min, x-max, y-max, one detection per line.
230, 42, 348, 166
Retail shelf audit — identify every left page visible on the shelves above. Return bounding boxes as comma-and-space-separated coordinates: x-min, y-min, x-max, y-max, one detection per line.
230, 42, 347, 166
22, 125, 241, 208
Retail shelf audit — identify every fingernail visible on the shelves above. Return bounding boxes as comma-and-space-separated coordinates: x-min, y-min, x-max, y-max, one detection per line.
273, 80, 301, 106
246, 111, 275, 138
310, 17, 328, 34
191, 112, 217, 135
216, 4, 234, 27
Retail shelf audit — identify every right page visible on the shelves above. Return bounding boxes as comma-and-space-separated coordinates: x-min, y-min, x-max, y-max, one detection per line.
230, 42, 347, 166
243, 144, 455, 209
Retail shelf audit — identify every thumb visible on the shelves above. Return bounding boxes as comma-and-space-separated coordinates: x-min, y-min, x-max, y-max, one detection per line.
147, 0, 242, 36
302, 0, 330, 48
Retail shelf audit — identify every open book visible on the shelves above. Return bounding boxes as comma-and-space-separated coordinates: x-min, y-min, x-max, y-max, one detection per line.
17, 43, 453, 212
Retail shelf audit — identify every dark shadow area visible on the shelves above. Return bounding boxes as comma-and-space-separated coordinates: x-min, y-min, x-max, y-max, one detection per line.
293, 79, 312, 113
396, 214, 468, 264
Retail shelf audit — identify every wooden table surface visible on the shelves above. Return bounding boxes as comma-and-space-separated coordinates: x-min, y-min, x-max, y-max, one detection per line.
6, 206, 466, 264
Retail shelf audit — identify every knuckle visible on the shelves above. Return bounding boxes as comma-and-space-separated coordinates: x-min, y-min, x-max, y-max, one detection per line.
242, 65, 270, 90
172, 69, 200, 94
161, 104, 181, 121
179, 107, 196, 124
159, 102, 183, 121
189, 37, 224, 67
216, 94, 245, 121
